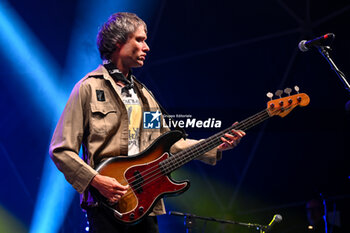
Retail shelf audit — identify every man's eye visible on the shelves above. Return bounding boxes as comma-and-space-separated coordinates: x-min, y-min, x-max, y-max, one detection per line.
136, 37, 145, 42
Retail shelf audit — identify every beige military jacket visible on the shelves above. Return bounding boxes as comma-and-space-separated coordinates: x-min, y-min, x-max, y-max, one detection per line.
49, 65, 221, 215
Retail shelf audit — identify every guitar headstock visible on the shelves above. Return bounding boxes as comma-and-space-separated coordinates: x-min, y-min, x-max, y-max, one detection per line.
266, 86, 310, 118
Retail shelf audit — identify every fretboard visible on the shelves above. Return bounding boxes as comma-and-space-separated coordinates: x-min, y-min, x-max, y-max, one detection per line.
160, 109, 270, 174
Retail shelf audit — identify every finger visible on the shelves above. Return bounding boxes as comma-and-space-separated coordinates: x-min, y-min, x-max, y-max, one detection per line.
117, 183, 129, 189
109, 194, 121, 200
108, 195, 121, 204
112, 189, 128, 196
112, 185, 129, 191
112, 181, 129, 190
221, 137, 234, 147
221, 136, 230, 144
224, 133, 240, 144
218, 142, 228, 151
234, 130, 245, 137
229, 130, 245, 138
224, 133, 235, 140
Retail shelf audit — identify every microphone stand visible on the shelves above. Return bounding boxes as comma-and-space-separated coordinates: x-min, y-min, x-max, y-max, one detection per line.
168, 211, 269, 233
322, 196, 329, 233
316, 45, 349, 233
317, 45, 350, 94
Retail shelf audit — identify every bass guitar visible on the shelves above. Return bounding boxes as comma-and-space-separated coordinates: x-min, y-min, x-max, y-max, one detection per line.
92, 89, 310, 224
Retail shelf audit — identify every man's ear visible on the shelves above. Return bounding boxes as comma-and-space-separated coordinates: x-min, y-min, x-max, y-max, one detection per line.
115, 42, 122, 49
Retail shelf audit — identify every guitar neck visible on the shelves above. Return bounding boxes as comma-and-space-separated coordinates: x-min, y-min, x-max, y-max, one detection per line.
161, 109, 270, 173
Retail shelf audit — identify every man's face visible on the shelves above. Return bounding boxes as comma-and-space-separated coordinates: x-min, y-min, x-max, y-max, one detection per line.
118, 25, 150, 69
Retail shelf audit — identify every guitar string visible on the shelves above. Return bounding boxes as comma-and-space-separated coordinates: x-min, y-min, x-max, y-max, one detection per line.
159, 109, 268, 174
123, 108, 269, 187
117, 99, 302, 200
125, 109, 270, 188
118, 108, 273, 199
160, 103, 297, 177
122, 108, 268, 187
154, 101, 299, 177
151, 109, 269, 180
119, 110, 271, 200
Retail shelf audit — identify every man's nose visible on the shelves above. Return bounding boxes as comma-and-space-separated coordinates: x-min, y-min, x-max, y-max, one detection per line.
143, 42, 150, 52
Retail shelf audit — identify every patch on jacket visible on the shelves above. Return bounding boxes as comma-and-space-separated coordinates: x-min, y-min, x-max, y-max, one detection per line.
96, 90, 105, 101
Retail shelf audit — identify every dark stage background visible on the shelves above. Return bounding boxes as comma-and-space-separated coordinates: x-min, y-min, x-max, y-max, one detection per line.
0, 0, 349, 232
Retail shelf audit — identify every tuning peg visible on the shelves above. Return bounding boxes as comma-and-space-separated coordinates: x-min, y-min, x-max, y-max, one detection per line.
266, 92, 273, 100
275, 90, 283, 98
284, 87, 292, 96
266, 92, 275, 109
294, 85, 300, 93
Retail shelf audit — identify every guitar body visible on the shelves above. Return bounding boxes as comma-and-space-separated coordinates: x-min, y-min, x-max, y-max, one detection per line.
92, 130, 190, 224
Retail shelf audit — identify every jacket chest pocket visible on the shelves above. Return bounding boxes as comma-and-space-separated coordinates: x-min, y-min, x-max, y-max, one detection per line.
90, 103, 119, 135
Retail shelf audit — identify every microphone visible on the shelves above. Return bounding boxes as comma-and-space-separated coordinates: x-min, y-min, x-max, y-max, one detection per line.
298, 33, 335, 52
265, 214, 282, 232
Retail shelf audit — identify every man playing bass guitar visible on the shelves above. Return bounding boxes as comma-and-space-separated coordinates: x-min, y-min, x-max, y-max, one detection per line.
49, 12, 245, 233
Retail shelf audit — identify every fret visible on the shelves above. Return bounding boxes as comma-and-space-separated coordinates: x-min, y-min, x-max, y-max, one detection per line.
161, 109, 270, 173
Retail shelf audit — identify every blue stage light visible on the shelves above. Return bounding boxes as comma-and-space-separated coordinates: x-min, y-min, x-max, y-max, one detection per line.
0, 1, 72, 233
1, 0, 158, 233
0, 1, 67, 119
29, 161, 75, 233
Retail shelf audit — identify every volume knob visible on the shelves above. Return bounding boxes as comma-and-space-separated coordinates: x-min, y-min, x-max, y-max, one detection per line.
139, 206, 144, 214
